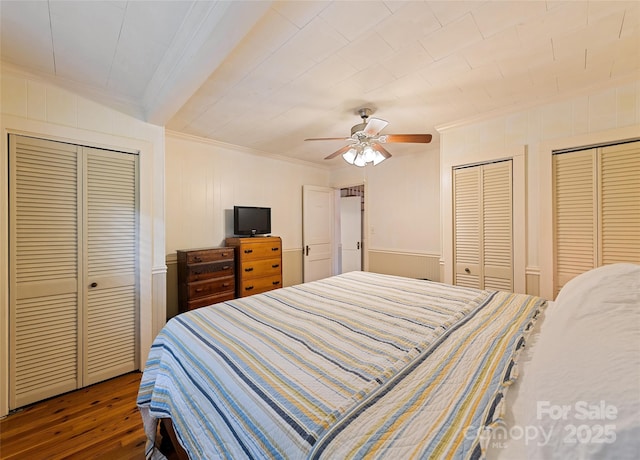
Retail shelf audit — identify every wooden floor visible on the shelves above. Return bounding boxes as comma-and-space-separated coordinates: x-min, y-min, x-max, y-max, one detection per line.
0, 372, 151, 459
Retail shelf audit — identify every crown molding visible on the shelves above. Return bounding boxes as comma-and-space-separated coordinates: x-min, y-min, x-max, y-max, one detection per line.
436, 72, 640, 133
165, 129, 331, 170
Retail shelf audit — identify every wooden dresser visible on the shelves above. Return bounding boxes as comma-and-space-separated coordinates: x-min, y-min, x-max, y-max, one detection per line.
177, 247, 235, 312
225, 236, 282, 297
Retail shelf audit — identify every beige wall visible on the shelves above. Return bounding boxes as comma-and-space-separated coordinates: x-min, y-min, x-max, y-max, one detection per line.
439, 79, 640, 299
368, 250, 441, 281
164, 132, 442, 317
164, 132, 330, 316
0, 66, 166, 417
330, 146, 441, 278
165, 132, 331, 253
330, 148, 440, 254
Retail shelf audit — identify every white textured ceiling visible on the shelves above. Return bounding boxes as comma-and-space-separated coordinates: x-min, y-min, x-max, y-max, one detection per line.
2, 1, 639, 166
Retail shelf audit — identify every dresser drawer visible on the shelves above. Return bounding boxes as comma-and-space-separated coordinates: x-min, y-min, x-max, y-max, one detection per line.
184, 248, 234, 264
238, 274, 282, 296
238, 241, 281, 261
187, 276, 235, 299
178, 247, 236, 312
186, 261, 234, 282
186, 291, 235, 311
239, 258, 281, 280
225, 236, 282, 298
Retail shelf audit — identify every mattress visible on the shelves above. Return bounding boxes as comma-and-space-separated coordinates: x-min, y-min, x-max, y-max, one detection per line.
138, 271, 544, 459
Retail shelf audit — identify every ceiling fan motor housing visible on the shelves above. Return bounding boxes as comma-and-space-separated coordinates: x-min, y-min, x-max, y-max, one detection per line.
351, 123, 368, 137
351, 108, 373, 136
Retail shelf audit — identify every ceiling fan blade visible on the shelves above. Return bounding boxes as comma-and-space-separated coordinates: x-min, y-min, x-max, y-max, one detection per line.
363, 117, 388, 136
372, 143, 392, 159
324, 144, 353, 160
305, 137, 350, 141
383, 134, 432, 143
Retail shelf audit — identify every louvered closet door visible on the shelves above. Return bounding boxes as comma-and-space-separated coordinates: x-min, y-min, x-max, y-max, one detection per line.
553, 140, 640, 296
553, 150, 597, 296
454, 160, 513, 290
83, 147, 137, 385
10, 137, 81, 408
454, 167, 481, 288
599, 142, 640, 264
9, 135, 138, 409
482, 161, 513, 291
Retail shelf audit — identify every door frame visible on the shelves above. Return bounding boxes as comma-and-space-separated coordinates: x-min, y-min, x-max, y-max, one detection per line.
442, 149, 526, 294
301, 182, 368, 282
336, 185, 365, 274
334, 183, 367, 274
537, 126, 640, 300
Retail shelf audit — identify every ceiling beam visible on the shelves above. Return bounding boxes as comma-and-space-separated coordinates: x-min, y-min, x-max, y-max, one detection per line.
143, 0, 272, 125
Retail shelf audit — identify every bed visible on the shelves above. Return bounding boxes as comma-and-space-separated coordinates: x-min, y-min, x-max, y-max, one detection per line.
137, 265, 639, 459
487, 262, 640, 460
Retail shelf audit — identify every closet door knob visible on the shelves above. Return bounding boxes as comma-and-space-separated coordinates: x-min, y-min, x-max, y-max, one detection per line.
464, 268, 471, 274
90, 282, 98, 288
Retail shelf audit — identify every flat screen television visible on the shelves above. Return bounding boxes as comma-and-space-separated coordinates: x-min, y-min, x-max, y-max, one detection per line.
233, 206, 271, 236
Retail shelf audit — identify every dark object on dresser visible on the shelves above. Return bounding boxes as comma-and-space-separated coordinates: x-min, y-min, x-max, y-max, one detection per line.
177, 247, 235, 312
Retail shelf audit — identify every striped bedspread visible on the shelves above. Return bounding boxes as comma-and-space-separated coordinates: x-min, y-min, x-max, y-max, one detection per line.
137, 271, 544, 459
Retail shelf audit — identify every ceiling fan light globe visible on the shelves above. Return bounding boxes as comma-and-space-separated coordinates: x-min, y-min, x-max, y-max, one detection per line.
342, 148, 357, 164
372, 151, 386, 165
362, 145, 375, 163
353, 153, 367, 167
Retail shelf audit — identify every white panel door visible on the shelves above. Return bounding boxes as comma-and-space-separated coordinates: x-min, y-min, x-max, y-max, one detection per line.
303, 185, 334, 282
340, 196, 361, 273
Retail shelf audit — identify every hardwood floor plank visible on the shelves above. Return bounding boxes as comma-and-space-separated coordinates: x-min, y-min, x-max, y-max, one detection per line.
0, 372, 148, 459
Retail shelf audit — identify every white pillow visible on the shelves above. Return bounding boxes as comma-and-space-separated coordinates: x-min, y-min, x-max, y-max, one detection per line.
488, 263, 640, 459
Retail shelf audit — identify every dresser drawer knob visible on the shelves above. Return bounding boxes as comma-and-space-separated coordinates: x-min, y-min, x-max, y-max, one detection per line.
244, 249, 253, 254
272, 247, 279, 251
195, 288, 203, 293
245, 286, 254, 291
194, 256, 202, 262
272, 264, 279, 268
272, 281, 280, 286
245, 267, 254, 272
222, 283, 230, 287
222, 265, 230, 270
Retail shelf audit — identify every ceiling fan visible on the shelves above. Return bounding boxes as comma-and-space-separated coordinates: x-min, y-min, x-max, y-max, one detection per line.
304, 108, 432, 166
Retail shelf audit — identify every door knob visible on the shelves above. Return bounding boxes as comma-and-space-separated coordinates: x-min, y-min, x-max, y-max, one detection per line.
90, 282, 98, 288
305, 245, 310, 256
